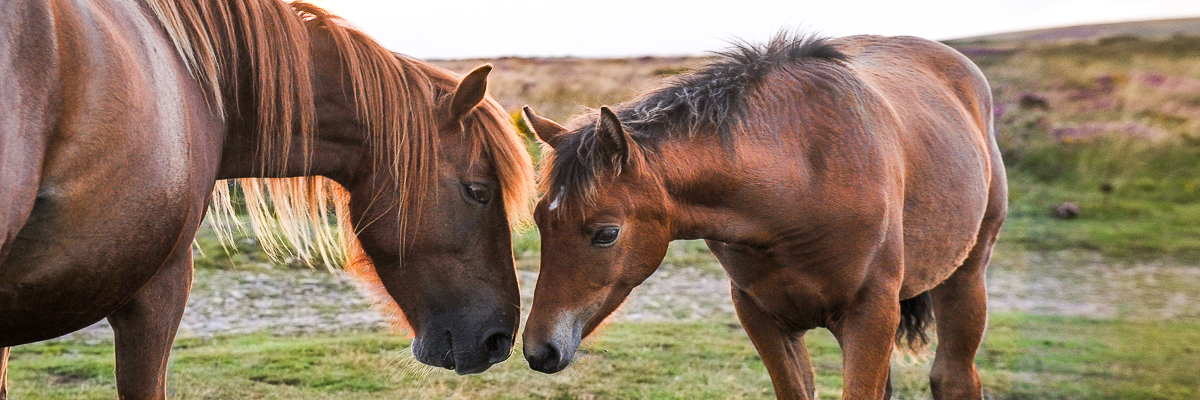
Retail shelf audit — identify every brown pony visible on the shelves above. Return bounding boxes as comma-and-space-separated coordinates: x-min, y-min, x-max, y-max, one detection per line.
521, 33, 1006, 399
0, 0, 533, 397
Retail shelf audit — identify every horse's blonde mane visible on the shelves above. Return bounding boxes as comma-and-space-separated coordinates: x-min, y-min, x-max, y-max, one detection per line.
150, 0, 535, 330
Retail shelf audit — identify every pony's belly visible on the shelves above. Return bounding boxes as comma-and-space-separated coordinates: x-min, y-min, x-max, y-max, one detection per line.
711, 242, 869, 330
897, 204, 989, 299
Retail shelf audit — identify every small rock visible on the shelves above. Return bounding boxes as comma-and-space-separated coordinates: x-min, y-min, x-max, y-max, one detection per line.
1018, 93, 1050, 110
1055, 202, 1081, 219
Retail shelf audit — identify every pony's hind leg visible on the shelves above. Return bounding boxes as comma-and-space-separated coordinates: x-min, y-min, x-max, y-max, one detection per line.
927, 233, 997, 399
1, 346, 9, 400
107, 241, 193, 400
732, 288, 817, 400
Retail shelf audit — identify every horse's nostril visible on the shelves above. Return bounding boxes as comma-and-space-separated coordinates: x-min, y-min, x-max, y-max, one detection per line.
484, 331, 513, 363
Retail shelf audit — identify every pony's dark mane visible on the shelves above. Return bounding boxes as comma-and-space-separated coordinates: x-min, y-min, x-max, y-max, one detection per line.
544, 32, 849, 212
623, 32, 847, 138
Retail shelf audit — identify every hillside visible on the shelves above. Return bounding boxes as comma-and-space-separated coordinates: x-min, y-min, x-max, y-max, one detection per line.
431, 31, 1200, 262
949, 16, 1200, 44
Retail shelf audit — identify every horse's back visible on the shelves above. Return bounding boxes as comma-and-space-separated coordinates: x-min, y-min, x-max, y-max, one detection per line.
0, 0, 222, 345
836, 35, 1004, 296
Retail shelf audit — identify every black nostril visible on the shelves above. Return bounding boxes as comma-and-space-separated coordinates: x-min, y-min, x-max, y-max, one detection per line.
484, 331, 513, 363
544, 345, 559, 368
527, 343, 561, 374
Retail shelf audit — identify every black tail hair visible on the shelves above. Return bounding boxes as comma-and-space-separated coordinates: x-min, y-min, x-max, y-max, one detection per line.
896, 291, 934, 351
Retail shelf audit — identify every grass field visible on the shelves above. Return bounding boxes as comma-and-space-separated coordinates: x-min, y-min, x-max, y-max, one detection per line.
17, 29, 1200, 400
8, 314, 1199, 399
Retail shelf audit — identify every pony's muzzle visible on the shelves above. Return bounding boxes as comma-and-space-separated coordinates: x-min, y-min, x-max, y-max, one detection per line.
524, 340, 568, 373
522, 317, 582, 374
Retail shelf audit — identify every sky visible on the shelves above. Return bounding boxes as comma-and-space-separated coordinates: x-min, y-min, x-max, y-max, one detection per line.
302, 0, 1200, 59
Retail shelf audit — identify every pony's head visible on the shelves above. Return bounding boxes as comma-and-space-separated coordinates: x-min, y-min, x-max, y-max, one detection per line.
520, 107, 676, 373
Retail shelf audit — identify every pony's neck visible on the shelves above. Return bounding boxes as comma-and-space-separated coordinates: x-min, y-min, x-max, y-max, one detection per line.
655, 135, 759, 244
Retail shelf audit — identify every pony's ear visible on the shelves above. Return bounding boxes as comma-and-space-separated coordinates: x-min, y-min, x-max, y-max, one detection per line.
522, 106, 567, 148
449, 64, 492, 121
596, 106, 629, 163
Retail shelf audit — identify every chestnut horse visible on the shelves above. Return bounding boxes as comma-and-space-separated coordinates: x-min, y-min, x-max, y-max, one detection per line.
521, 34, 1006, 399
0, 0, 534, 397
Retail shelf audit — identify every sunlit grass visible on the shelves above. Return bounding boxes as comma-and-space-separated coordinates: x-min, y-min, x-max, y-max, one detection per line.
9, 315, 1200, 399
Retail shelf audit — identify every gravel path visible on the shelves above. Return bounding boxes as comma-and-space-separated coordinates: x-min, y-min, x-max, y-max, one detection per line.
54, 250, 1200, 342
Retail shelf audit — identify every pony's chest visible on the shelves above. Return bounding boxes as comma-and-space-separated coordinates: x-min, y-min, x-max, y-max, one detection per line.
710, 241, 867, 328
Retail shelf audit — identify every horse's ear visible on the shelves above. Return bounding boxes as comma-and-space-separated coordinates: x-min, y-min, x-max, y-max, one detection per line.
449, 64, 492, 121
523, 106, 567, 148
596, 106, 629, 163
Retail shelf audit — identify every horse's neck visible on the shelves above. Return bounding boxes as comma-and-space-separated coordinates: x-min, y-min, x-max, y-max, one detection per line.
214, 116, 361, 183
214, 44, 358, 183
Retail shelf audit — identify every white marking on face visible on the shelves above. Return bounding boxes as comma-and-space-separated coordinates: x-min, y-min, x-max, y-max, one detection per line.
548, 186, 565, 211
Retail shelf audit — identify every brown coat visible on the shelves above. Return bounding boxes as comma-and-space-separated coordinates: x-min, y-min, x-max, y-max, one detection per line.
523, 34, 1006, 400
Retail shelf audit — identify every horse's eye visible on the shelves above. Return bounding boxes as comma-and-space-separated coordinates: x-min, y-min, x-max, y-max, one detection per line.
592, 226, 620, 247
463, 183, 492, 205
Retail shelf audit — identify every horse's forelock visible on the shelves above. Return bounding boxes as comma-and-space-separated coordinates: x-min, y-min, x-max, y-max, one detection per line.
467, 98, 537, 227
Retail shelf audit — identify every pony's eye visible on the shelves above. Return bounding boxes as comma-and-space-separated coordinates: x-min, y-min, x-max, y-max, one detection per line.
592, 226, 620, 247
463, 183, 492, 204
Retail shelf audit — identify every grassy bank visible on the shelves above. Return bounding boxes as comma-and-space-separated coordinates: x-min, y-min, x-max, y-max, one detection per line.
9, 314, 1199, 399
962, 35, 1200, 262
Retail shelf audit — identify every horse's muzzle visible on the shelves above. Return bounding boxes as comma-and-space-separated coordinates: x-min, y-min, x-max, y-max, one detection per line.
411, 325, 515, 375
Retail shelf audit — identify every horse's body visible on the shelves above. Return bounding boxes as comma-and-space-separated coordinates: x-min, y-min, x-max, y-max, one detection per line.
0, 0, 534, 397
522, 34, 1006, 400
2, 0, 223, 344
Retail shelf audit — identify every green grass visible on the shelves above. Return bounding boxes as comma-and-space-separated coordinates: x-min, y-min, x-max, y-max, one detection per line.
981, 314, 1200, 399
958, 35, 1200, 262
8, 314, 1200, 399
1000, 173, 1200, 262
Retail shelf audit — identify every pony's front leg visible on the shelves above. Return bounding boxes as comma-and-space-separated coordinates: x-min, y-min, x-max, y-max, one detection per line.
1, 346, 10, 400
828, 288, 900, 400
107, 241, 193, 400
732, 288, 817, 400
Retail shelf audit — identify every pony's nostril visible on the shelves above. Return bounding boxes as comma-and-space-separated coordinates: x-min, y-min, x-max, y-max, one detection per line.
484, 331, 513, 363
527, 343, 562, 373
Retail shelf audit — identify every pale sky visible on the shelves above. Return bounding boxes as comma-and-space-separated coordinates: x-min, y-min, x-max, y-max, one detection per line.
303, 0, 1200, 59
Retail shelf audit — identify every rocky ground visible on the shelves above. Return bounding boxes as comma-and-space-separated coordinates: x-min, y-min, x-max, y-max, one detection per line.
55, 249, 1200, 343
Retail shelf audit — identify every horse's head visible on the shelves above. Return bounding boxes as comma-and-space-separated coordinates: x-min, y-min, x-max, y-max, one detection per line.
520, 107, 675, 373
195, 4, 534, 375
330, 63, 532, 375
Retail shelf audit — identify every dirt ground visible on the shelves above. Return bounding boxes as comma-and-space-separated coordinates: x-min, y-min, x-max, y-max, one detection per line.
54, 247, 1200, 343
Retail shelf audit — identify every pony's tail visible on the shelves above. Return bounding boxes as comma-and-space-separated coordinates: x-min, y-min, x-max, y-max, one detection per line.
896, 291, 934, 352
